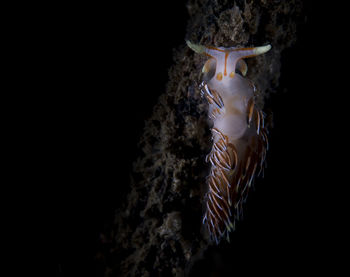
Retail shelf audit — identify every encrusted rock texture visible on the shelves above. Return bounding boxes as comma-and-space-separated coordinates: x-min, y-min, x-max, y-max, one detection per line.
97, 0, 303, 276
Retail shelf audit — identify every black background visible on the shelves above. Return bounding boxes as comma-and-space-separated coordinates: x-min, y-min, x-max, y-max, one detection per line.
53, 1, 333, 276
54, 2, 189, 276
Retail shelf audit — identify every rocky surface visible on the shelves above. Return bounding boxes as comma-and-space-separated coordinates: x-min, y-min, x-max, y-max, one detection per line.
96, 0, 304, 276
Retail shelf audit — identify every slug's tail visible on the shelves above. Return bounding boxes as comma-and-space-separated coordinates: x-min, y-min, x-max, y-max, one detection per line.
203, 101, 268, 244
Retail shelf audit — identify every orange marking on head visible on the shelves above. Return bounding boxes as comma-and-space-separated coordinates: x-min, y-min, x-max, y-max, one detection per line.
224, 52, 229, 76
229, 71, 235, 78
216, 72, 223, 81
232, 47, 255, 52
207, 46, 225, 52
242, 54, 258, 59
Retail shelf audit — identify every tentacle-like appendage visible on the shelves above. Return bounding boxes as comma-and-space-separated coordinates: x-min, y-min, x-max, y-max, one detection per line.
203, 96, 269, 243
236, 59, 248, 76
247, 98, 255, 127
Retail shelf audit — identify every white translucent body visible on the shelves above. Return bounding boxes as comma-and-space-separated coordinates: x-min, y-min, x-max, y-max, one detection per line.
208, 73, 254, 142
187, 41, 271, 243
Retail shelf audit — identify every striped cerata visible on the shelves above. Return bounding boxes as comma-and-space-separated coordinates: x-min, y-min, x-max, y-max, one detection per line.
186, 41, 271, 244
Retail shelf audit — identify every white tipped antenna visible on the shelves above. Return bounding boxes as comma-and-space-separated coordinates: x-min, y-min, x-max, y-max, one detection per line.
253, 44, 271, 56
186, 40, 206, 54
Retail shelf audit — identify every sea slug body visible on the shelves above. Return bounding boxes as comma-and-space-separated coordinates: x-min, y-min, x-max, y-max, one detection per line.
187, 41, 271, 244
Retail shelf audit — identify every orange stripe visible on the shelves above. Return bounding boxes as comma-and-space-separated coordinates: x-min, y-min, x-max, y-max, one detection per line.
232, 47, 255, 52
207, 46, 255, 53
241, 54, 257, 59
207, 46, 225, 52
224, 52, 228, 76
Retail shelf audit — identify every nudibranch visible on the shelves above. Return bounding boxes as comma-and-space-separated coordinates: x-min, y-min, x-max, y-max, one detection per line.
186, 41, 271, 243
